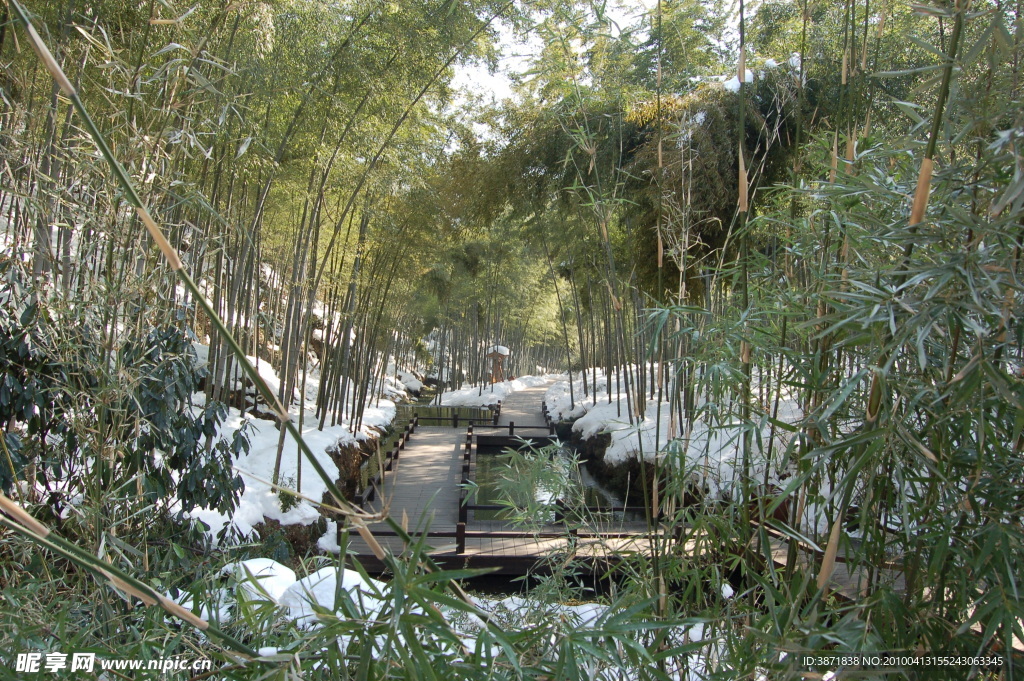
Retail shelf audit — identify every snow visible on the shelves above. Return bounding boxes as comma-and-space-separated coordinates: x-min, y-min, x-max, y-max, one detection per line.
385, 360, 426, 393
185, 384, 395, 542
396, 369, 423, 392
486, 344, 511, 356
382, 376, 409, 401
723, 69, 754, 92
544, 366, 804, 506
191, 342, 282, 400
279, 565, 386, 627
317, 520, 344, 553
223, 558, 297, 603
170, 552, 728, 677
439, 375, 547, 407
183, 341, 412, 540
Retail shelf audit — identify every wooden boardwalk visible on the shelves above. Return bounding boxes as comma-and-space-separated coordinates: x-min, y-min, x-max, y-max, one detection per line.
346, 384, 654, 573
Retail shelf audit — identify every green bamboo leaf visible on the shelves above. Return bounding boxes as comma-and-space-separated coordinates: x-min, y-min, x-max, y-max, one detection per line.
875, 63, 948, 78
817, 368, 869, 423
153, 42, 189, 57
765, 518, 823, 553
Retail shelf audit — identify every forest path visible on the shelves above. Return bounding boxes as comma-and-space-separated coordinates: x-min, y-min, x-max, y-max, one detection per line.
361, 426, 461, 534
494, 383, 549, 427
365, 380, 552, 537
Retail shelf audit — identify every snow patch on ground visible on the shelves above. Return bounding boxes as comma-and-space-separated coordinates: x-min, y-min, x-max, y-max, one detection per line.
184, 344, 403, 541
186, 388, 395, 541
279, 565, 387, 627
438, 375, 549, 408
223, 558, 297, 603
544, 366, 804, 503
173, 556, 724, 676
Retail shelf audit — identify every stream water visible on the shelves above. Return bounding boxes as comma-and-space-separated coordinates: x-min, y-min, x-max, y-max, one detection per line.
470, 449, 643, 522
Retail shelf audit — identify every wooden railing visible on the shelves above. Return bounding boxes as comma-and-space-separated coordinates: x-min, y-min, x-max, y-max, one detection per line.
358, 416, 418, 506
397, 402, 501, 428
471, 421, 555, 436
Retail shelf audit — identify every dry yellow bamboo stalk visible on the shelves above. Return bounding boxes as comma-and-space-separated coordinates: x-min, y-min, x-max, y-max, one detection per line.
159, 596, 211, 630
108, 575, 158, 606
738, 45, 746, 83
22, 21, 75, 95
910, 157, 934, 225
135, 206, 183, 270
817, 515, 844, 590
354, 522, 387, 560
0, 493, 51, 537
841, 48, 849, 85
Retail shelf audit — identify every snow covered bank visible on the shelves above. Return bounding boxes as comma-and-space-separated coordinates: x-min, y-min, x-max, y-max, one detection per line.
186, 344, 397, 542
544, 367, 803, 501
438, 375, 550, 408
187, 398, 395, 541
385, 360, 426, 395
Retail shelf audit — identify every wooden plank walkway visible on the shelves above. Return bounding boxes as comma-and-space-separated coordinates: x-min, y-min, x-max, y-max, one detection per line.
361, 426, 461, 536
346, 383, 654, 572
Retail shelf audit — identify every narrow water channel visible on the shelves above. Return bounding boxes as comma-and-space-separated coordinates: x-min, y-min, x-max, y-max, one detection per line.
471, 448, 644, 522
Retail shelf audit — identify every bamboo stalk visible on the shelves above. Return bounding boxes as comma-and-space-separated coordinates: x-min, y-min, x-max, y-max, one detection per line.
910, 0, 966, 227
0, 493, 251, 655
817, 514, 844, 591
738, 143, 749, 214
909, 157, 934, 226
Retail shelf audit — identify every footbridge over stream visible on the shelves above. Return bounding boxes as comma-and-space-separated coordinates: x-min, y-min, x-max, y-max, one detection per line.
345, 382, 654, 575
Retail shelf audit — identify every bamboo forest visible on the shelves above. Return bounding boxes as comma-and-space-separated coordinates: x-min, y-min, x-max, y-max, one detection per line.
0, 0, 1022, 678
